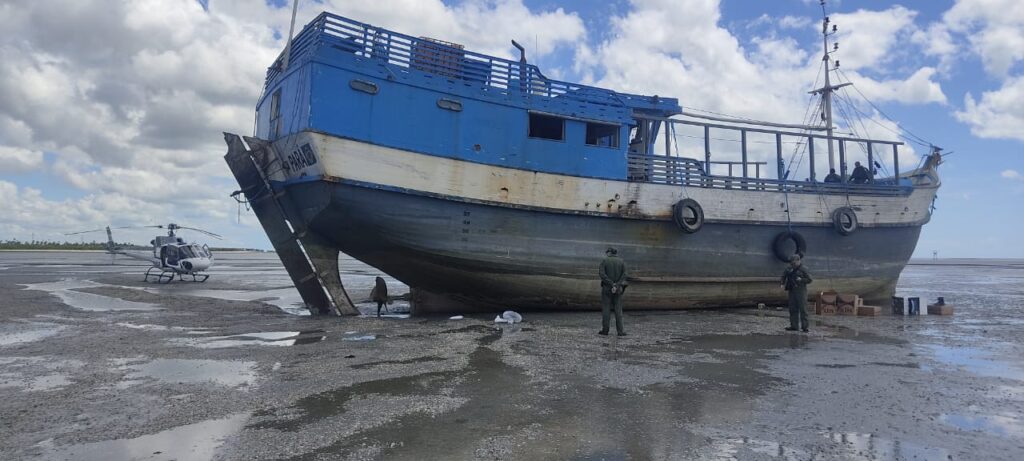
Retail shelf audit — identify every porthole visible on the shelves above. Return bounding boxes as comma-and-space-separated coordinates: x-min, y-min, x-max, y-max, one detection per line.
437, 98, 463, 111
349, 79, 379, 94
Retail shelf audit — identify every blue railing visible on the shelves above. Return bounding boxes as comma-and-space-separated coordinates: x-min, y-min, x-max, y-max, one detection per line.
265, 12, 679, 113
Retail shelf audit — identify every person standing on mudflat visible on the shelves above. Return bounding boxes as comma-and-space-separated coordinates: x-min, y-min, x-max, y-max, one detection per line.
780, 254, 812, 332
371, 276, 388, 317
599, 247, 628, 336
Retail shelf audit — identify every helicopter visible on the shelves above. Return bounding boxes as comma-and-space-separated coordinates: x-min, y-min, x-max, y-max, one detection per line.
66, 223, 222, 283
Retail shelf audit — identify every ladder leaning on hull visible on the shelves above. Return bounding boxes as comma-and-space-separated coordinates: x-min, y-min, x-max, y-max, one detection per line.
223, 133, 358, 316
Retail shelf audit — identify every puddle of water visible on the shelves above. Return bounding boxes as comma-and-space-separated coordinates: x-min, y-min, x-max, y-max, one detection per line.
343, 335, 376, 341
708, 437, 806, 460
0, 322, 65, 346
169, 288, 310, 316
171, 331, 326, 349
40, 412, 248, 461
27, 373, 73, 391
942, 413, 1024, 437
22, 279, 160, 312
922, 344, 1024, 381
822, 431, 950, 460
119, 359, 258, 388
0, 357, 82, 391
115, 323, 213, 335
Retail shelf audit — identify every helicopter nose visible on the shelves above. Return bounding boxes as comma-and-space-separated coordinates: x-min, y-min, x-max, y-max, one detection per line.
190, 258, 211, 272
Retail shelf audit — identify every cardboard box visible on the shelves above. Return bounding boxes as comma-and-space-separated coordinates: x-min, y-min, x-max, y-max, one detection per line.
857, 305, 882, 316
837, 304, 858, 316
927, 304, 954, 315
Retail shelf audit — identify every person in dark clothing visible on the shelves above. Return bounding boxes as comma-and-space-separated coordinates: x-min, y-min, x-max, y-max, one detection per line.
780, 254, 812, 332
598, 247, 628, 336
370, 276, 389, 317
824, 168, 841, 183
849, 161, 871, 184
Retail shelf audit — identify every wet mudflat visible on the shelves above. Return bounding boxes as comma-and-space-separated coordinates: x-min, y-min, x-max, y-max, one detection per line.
0, 252, 1022, 460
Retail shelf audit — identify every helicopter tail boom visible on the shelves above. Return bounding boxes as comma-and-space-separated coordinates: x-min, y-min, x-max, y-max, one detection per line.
105, 226, 115, 252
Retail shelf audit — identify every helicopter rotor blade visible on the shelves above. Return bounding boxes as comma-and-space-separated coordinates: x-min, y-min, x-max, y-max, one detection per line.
176, 226, 223, 240
64, 228, 108, 236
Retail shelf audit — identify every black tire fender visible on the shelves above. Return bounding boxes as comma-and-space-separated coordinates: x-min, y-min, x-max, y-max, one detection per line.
773, 231, 807, 262
672, 198, 704, 233
832, 206, 858, 236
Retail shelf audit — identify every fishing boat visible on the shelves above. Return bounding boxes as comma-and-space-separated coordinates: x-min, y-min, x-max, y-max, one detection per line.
224, 10, 942, 315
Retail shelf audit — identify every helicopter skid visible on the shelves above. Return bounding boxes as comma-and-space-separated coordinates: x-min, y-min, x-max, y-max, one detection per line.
144, 267, 209, 283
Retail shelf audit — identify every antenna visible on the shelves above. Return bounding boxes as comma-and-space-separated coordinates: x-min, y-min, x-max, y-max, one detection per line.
809, 0, 851, 172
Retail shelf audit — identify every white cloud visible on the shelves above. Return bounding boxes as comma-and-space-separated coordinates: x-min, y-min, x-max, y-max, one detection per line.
846, 67, 947, 105
574, 0, 940, 178
0, 146, 43, 173
1002, 169, 1022, 180
943, 0, 1024, 77
830, 6, 918, 72
778, 15, 812, 30
956, 76, 1024, 141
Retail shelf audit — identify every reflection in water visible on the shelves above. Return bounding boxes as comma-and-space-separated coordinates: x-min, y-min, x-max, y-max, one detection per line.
171, 331, 327, 348
168, 288, 309, 316
22, 279, 160, 311
823, 431, 950, 460
0, 357, 82, 392
119, 359, 258, 387
40, 413, 249, 461
942, 413, 1024, 437
0, 322, 65, 346
708, 437, 806, 460
921, 344, 1024, 381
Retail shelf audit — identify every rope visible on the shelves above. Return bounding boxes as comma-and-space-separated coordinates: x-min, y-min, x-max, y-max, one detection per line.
836, 68, 934, 147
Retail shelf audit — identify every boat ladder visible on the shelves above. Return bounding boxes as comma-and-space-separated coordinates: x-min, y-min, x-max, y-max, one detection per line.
223, 133, 358, 316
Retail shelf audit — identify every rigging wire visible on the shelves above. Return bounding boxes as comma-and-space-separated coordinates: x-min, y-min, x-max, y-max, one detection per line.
831, 97, 892, 178
836, 68, 934, 147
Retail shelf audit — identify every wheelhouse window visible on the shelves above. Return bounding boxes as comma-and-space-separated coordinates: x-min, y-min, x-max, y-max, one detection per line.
269, 88, 282, 139
528, 113, 564, 141
586, 122, 620, 148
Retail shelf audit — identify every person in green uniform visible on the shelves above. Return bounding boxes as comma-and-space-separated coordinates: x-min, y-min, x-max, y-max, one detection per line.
599, 247, 628, 336
780, 254, 812, 332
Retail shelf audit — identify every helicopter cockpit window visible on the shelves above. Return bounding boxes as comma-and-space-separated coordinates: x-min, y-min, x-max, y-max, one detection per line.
166, 246, 179, 265
179, 246, 197, 259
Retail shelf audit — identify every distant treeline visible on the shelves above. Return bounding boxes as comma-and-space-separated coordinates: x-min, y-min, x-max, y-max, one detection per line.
0, 240, 264, 252
0, 240, 144, 250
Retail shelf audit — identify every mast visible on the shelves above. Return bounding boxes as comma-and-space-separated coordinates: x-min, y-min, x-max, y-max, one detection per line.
809, 0, 850, 172
281, 0, 300, 72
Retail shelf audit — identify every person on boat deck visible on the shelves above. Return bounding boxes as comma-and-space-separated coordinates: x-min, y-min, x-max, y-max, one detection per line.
824, 168, 841, 183
849, 161, 872, 184
599, 247, 628, 336
780, 254, 812, 332
370, 276, 389, 317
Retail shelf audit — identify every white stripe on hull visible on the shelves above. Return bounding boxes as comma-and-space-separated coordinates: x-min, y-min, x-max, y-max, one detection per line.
271, 132, 937, 227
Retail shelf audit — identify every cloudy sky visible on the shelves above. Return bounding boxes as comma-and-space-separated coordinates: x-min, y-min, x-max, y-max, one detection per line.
1, 0, 1022, 257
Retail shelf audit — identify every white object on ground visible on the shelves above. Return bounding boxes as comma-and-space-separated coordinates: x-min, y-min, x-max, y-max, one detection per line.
501, 310, 522, 324
449, 315, 464, 320
494, 315, 506, 324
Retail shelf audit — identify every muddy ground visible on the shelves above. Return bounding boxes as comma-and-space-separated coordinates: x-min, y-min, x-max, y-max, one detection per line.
1, 251, 1022, 460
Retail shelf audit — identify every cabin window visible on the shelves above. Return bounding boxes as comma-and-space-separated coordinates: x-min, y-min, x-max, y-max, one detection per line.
586, 123, 620, 148
437, 98, 463, 111
350, 79, 379, 95
269, 89, 282, 139
528, 113, 564, 141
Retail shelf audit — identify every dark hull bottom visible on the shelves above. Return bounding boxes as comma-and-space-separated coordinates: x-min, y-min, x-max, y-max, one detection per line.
288, 181, 919, 313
